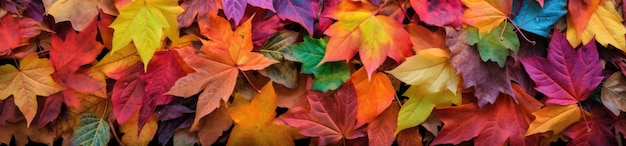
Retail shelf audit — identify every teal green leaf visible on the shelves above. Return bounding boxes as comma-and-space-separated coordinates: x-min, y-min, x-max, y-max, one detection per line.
72, 113, 111, 146
467, 22, 520, 67
291, 36, 350, 92
259, 30, 300, 89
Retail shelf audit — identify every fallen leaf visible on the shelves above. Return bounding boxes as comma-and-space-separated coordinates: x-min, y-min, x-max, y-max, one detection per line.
120, 113, 158, 146
44, 0, 99, 31
562, 106, 617, 146
273, 0, 315, 34
367, 102, 399, 146
167, 14, 277, 130
461, 0, 511, 35
109, 0, 183, 68
280, 81, 366, 145
446, 26, 514, 107
291, 36, 350, 92
72, 113, 111, 146
259, 30, 300, 89
387, 48, 460, 94
322, 0, 412, 78
411, 0, 463, 27
467, 22, 519, 67
0, 54, 63, 127
521, 31, 602, 105
601, 72, 626, 116
228, 82, 301, 145
511, 0, 567, 37
432, 90, 541, 146
525, 104, 589, 136
352, 67, 395, 127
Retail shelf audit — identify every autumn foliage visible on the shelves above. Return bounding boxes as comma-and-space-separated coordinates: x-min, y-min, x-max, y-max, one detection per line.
3, 0, 626, 145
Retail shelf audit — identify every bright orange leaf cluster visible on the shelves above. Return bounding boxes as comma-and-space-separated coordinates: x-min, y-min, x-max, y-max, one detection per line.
1, 0, 626, 145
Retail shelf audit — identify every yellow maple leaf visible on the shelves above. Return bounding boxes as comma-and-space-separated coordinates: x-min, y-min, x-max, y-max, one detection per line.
566, 0, 626, 50
0, 54, 64, 127
228, 82, 301, 146
462, 0, 511, 36
525, 104, 589, 136
387, 48, 460, 94
109, 0, 183, 69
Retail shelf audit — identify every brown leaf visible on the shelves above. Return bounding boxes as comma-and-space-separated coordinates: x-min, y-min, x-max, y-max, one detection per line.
601, 72, 626, 116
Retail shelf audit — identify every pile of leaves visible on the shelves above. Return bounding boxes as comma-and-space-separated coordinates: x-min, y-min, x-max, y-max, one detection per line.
2, 0, 626, 145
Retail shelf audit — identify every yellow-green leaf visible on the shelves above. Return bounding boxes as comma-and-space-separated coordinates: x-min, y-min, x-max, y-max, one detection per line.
109, 0, 183, 69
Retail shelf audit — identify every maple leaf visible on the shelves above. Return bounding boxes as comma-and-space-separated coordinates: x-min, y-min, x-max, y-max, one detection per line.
50, 19, 104, 108
0, 121, 56, 145
411, 0, 463, 27
0, 15, 27, 56
467, 22, 520, 67
601, 72, 626, 116
44, 0, 99, 31
0, 54, 63, 127
167, 14, 277, 131
228, 82, 301, 145
178, 0, 218, 28
109, 0, 183, 69
280, 81, 366, 145
566, 0, 626, 51
321, 0, 412, 78
562, 106, 617, 145
259, 30, 299, 89
92, 44, 141, 79
291, 36, 350, 92
351, 68, 395, 127
315, 0, 339, 36
388, 48, 460, 95
432, 85, 542, 146
112, 50, 185, 132
273, 0, 315, 35
396, 127, 423, 146
97, 11, 114, 49
249, 10, 287, 47
120, 113, 158, 146
197, 105, 233, 146
367, 102, 399, 146
447, 27, 514, 106
525, 104, 589, 136
462, 0, 511, 35
407, 23, 446, 52
567, 0, 600, 38
511, 0, 567, 37
395, 85, 460, 135
222, 0, 274, 25
521, 31, 602, 105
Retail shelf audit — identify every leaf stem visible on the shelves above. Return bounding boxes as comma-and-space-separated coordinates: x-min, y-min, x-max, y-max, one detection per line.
258, 50, 283, 54
500, 20, 507, 41
576, 102, 591, 132
394, 94, 403, 107
240, 70, 261, 93
108, 119, 125, 146
507, 17, 536, 45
